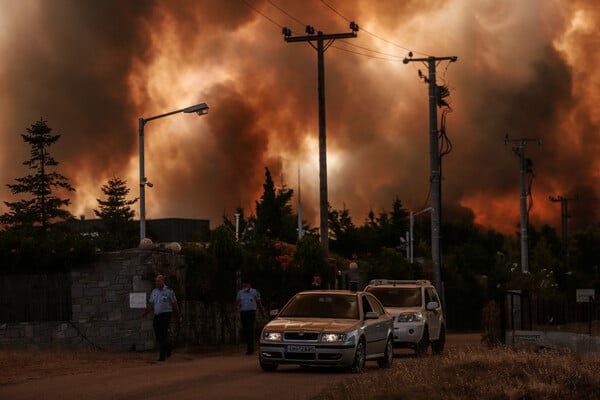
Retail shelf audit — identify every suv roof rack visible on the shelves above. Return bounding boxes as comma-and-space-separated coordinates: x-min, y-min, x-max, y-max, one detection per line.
367, 279, 431, 286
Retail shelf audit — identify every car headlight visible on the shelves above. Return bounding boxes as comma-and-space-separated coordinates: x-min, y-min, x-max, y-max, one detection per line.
321, 333, 347, 342
262, 331, 282, 341
397, 312, 423, 322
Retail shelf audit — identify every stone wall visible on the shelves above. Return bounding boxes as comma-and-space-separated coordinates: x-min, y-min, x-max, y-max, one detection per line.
0, 248, 185, 352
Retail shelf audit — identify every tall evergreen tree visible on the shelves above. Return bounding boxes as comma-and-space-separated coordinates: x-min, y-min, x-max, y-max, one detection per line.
94, 177, 137, 228
255, 167, 295, 242
0, 119, 74, 230
94, 177, 138, 249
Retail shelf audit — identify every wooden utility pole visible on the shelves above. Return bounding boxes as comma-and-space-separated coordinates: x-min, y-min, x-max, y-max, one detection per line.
283, 23, 358, 255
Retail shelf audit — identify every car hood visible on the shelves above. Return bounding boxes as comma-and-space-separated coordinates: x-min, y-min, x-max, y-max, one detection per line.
384, 306, 422, 316
265, 317, 360, 332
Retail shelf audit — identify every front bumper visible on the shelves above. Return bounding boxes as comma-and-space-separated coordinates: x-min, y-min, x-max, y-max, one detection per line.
259, 342, 357, 367
392, 322, 425, 347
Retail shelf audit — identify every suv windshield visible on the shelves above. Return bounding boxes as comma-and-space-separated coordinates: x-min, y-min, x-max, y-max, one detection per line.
278, 294, 359, 319
366, 287, 421, 307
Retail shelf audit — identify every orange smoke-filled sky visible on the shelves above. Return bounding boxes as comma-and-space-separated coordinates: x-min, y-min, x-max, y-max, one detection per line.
0, 0, 599, 235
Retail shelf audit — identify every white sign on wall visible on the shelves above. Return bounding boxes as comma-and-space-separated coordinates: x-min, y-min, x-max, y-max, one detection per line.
129, 292, 147, 308
576, 289, 595, 303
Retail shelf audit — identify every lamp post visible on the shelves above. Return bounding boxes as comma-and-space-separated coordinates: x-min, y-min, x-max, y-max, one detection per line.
138, 102, 209, 242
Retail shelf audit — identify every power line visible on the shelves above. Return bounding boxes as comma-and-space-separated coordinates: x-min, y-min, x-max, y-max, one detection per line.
330, 43, 406, 62
241, 0, 284, 28
266, 0, 306, 30
319, 0, 430, 56
244, 0, 421, 63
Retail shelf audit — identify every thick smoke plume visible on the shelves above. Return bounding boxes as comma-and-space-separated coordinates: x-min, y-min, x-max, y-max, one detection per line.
0, 0, 598, 236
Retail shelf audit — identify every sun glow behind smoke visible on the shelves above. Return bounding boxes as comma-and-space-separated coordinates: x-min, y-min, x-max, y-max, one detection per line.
0, 0, 599, 236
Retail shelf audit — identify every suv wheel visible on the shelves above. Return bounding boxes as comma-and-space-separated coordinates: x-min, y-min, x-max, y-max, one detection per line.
415, 328, 429, 356
431, 325, 446, 355
349, 340, 366, 373
377, 336, 393, 368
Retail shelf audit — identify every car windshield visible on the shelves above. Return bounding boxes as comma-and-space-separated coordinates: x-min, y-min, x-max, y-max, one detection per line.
367, 287, 422, 307
278, 293, 359, 319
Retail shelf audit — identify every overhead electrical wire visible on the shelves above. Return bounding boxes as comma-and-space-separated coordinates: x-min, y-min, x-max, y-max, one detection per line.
241, 0, 426, 62
241, 0, 285, 28
241, 0, 449, 211
319, 0, 430, 57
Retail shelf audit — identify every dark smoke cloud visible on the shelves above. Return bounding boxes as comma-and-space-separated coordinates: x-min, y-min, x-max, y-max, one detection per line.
1, 0, 598, 236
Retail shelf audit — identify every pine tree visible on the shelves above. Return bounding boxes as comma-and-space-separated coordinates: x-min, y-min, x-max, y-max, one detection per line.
94, 177, 138, 250
94, 177, 137, 228
0, 119, 74, 230
255, 167, 295, 242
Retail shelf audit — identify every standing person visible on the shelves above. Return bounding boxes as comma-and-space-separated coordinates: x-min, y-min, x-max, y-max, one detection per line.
141, 274, 183, 361
235, 279, 263, 355
309, 272, 322, 290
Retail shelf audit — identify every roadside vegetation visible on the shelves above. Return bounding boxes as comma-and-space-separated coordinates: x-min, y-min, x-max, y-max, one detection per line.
313, 346, 600, 400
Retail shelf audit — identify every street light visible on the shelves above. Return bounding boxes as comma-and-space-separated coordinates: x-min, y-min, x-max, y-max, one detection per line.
138, 102, 209, 242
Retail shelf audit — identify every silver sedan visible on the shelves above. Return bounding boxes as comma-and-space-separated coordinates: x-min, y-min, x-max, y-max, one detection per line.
259, 290, 393, 373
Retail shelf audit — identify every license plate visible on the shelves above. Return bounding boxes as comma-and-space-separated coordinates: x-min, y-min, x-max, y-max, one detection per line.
286, 345, 315, 353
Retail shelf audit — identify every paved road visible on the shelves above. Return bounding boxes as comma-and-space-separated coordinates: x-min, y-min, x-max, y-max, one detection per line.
0, 333, 480, 400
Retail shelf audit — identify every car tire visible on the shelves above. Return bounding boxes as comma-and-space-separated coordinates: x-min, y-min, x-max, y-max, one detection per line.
431, 325, 446, 355
415, 327, 429, 356
377, 337, 393, 368
349, 340, 366, 373
259, 358, 278, 372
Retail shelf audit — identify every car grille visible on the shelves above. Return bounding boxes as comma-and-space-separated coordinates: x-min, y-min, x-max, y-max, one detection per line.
284, 332, 319, 341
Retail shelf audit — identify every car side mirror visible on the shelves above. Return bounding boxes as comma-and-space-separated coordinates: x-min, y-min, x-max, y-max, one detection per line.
426, 301, 439, 311
365, 311, 379, 319
269, 309, 279, 319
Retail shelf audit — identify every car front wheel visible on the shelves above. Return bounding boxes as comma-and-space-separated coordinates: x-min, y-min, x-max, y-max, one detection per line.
349, 340, 366, 373
431, 325, 446, 355
377, 337, 393, 368
415, 328, 429, 356
259, 358, 278, 372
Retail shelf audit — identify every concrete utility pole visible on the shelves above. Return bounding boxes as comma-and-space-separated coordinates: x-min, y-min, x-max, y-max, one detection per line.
505, 135, 541, 273
403, 54, 457, 295
549, 195, 577, 271
283, 22, 358, 255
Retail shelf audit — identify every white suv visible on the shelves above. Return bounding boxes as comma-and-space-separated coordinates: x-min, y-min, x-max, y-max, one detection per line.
364, 279, 445, 355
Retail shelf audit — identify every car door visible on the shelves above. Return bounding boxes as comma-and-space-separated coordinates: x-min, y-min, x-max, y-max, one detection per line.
361, 293, 389, 355
425, 287, 442, 339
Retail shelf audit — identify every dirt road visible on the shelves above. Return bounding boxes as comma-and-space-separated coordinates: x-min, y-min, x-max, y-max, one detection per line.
0, 333, 481, 400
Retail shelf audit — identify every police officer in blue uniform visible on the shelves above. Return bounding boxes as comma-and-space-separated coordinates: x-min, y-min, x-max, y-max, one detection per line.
142, 274, 183, 361
235, 279, 263, 355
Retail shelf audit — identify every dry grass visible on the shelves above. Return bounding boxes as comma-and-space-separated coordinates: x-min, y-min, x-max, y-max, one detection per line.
313, 346, 600, 400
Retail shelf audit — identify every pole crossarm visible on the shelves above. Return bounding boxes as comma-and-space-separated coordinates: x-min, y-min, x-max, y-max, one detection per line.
403, 55, 458, 64
285, 31, 356, 43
